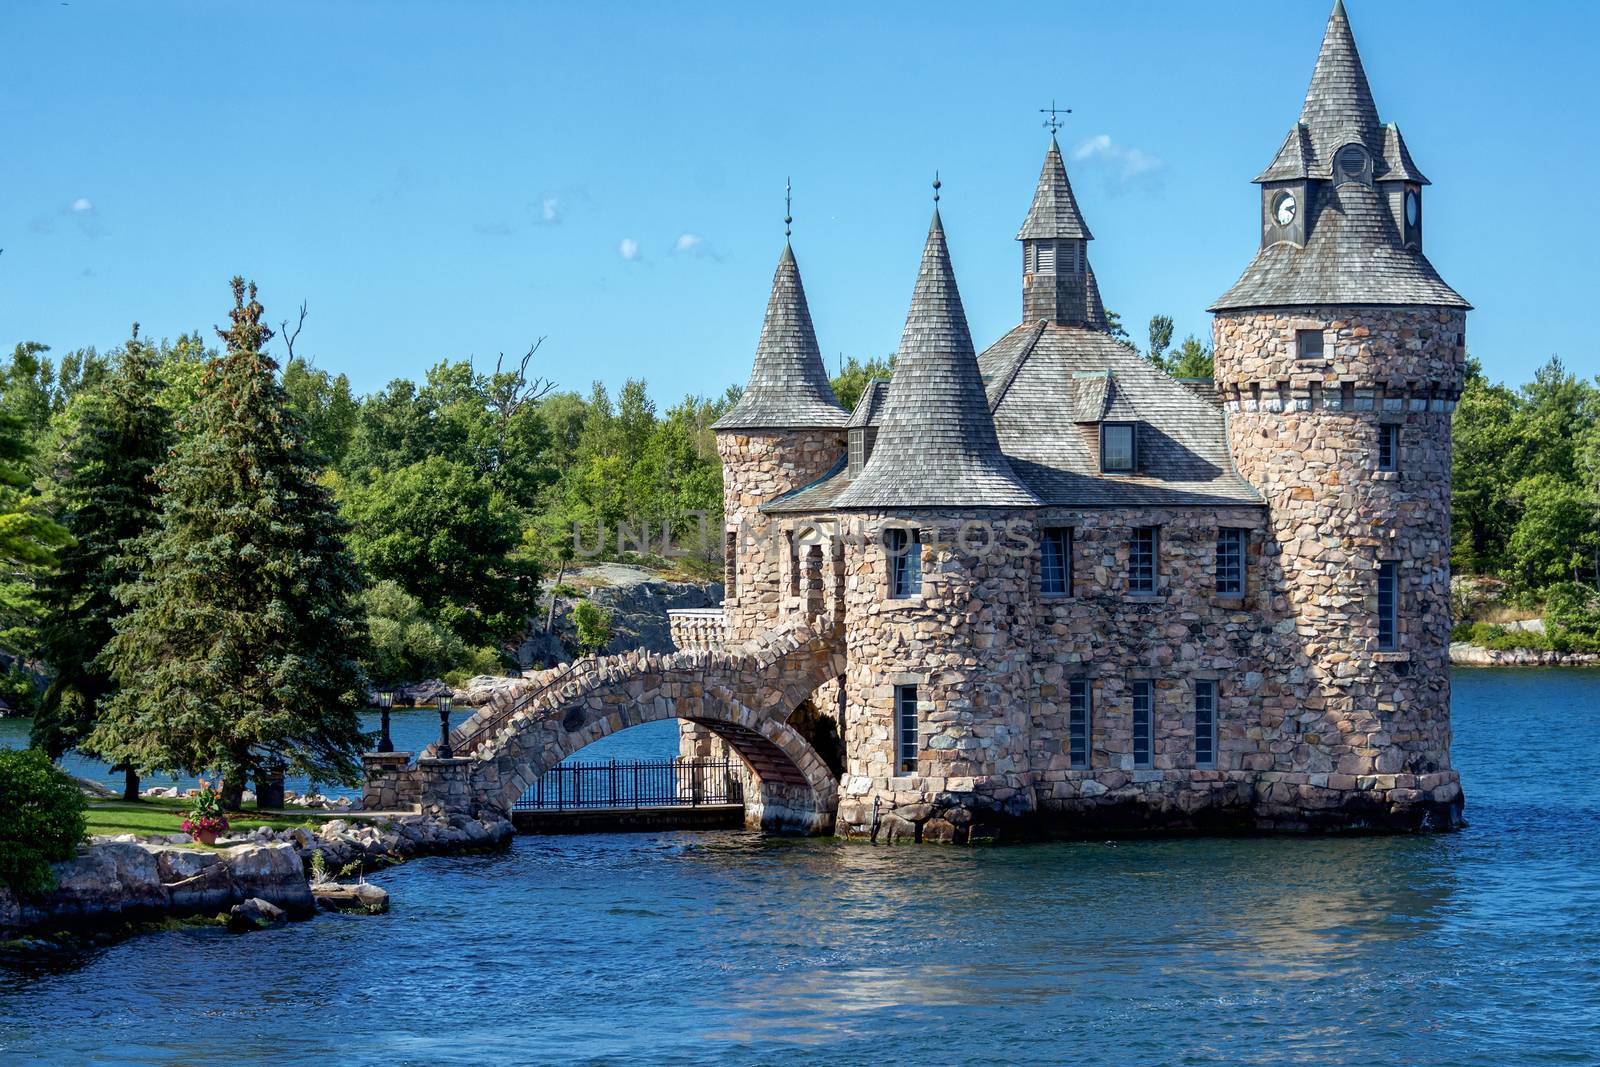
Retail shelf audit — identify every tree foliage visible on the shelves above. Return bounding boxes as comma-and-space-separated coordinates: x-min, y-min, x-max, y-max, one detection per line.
90, 280, 370, 797
0, 747, 87, 896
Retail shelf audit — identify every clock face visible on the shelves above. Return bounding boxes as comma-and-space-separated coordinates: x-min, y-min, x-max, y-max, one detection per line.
1405, 191, 1419, 227
1273, 192, 1297, 227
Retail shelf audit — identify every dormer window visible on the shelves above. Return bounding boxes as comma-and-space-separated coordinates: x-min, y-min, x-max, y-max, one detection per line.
1334, 144, 1372, 186
1100, 422, 1137, 473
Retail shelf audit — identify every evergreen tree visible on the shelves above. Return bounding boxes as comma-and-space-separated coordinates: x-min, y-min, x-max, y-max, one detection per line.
30, 330, 171, 800
0, 410, 72, 653
91, 280, 370, 808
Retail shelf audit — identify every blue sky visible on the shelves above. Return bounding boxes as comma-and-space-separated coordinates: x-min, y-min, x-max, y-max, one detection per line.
2, 0, 1594, 402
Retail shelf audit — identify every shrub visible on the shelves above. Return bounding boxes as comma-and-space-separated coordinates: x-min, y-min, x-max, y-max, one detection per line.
442, 645, 507, 689
1545, 583, 1600, 640
0, 748, 87, 895
572, 598, 613, 655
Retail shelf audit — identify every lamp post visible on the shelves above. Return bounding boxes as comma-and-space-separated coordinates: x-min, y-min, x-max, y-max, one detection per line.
375, 689, 395, 753
436, 693, 455, 759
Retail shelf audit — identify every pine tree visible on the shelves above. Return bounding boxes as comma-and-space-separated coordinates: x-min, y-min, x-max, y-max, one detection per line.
91, 280, 370, 808
0, 410, 72, 653
30, 329, 171, 800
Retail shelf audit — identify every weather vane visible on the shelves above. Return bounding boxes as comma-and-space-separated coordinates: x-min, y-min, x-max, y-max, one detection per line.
1040, 99, 1071, 135
785, 177, 792, 239
933, 171, 941, 203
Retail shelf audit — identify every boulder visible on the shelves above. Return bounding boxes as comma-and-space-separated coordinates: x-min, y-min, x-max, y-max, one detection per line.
220, 843, 314, 918
31, 843, 168, 927
311, 882, 390, 914
226, 897, 286, 932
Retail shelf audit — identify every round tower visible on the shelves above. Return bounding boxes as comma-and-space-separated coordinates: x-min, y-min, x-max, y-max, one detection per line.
711, 235, 849, 645
831, 199, 1041, 842
1210, 0, 1467, 828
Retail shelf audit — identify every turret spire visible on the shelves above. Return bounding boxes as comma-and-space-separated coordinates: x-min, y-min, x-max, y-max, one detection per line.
835, 207, 1036, 509
1299, 0, 1381, 163
711, 229, 848, 432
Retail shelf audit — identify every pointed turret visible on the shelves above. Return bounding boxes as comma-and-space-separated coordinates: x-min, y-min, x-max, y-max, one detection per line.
836, 208, 1036, 509
713, 242, 848, 431
1017, 136, 1092, 241
1298, 0, 1381, 165
1017, 136, 1106, 328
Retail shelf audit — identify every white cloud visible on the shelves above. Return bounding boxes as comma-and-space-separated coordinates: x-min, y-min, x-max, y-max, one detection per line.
71, 197, 93, 213
1072, 134, 1165, 191
618, 237, 639, 261
540, 197, 560, 223
673, 233, 703, 254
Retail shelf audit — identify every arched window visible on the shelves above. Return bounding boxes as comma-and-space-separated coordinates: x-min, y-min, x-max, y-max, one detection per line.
1333, 144, 1372, 186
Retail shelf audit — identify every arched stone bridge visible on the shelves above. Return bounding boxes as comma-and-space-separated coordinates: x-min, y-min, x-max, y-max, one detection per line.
366, 619, 845, 833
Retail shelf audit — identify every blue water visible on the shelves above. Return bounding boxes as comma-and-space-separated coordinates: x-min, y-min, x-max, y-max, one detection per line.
3, 668, 1599, 1065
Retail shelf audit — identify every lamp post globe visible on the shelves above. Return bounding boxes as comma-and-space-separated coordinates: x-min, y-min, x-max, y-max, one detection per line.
375, 689, 396, 753
436, 694, 455, 759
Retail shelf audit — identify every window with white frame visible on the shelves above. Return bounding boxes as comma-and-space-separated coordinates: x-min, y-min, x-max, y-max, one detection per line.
895, 684, 919, 774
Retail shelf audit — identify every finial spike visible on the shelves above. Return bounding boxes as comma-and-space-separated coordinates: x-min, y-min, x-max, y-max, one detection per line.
1040, 99, 1071, 136
784, 177, 792, 239
932, 171, 941, 203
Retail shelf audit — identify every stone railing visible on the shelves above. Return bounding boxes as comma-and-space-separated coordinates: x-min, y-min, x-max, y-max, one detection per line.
668, 608, 727, 651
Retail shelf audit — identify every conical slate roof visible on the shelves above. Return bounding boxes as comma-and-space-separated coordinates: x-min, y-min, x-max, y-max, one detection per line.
1016, 136, 1092, 241
1298, 0, 1380, 167
712, 243, 848, 431
1211, 180, 1468, 310
835, 209, 1037, 509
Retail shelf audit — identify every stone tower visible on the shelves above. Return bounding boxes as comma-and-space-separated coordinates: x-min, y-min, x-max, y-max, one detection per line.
832, 205, 1041, 839
712, 240, 848, 644
1210, 0, 1469, 827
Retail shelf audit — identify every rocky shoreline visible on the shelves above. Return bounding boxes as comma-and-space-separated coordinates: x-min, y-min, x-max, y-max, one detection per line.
1449, 642, 1600, 667
0, 811, 512, 943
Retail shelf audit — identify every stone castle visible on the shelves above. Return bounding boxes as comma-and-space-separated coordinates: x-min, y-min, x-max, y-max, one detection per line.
681, 0, 1468, 840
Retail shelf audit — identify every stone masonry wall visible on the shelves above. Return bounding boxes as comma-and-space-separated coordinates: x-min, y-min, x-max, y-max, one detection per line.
1212, 305, 1466, 827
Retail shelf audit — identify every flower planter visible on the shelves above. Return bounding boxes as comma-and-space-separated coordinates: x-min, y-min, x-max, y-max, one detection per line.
192, 828, 220, 846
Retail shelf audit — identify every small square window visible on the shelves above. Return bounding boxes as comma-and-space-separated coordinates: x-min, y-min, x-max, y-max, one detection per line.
1378, 423, 1400, 472
1101, 423, 1136, 473
1296, 330, 1325, 360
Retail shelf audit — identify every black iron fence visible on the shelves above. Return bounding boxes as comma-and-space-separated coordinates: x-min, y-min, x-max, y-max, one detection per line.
512, 758, 745, 812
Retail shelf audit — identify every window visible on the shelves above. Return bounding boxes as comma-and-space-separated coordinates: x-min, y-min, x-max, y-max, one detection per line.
848, 427, 866, 476
1101, 422, 1136, 472
1296, 330, 1325, 360
895, 685, 919, 774
1041, 527, 1073, 596
1068, 679, 1091, 769
786, 531, 800, 596
1378, 423, 1400, 472
1378, 561, 1399, 651
1034, 242, 1056, 274
1334, 144, 1371, 185
1216, 528, 1247, 597
886, 527, 922, 599
724, 529, 738, 597
1130, 526, 1159, 594
1132, 681, 1153, 769
1194, 681, 1217, 769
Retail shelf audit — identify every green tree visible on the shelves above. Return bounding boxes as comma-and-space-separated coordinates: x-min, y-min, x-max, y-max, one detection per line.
360, 579, 467, 687
343, 453, 538, 647
830, 355, 893, 412
1146, 315, 1174, 366
0, 411, 72, 649
1506, 472, 1600, 589
30, 331, 172, 800
282, 357, 358, 467
0, 748, 87, 895
92, 279, 370, 808
1451, 358, 1529, 574
1164, 335, 1215, 379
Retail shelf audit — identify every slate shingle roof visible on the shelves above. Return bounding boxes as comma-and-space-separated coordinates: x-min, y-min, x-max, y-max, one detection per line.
1017, 136, 1093, 241
712, 242, 849, 431
977, 325, 1262, 507
830, 209, 1038, 510
1217, 1, 1468, 311
845, 379, 891, 428
1212, 172, 1469, 310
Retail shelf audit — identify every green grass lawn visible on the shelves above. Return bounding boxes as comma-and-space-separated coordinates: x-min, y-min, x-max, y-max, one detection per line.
85, 796, 338, 842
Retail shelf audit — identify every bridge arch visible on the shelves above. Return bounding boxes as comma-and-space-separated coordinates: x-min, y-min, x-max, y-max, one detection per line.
457, 621, 844, 833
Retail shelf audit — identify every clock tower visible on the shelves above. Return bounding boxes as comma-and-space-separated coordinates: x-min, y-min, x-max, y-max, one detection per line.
1210, 0, 1470, 828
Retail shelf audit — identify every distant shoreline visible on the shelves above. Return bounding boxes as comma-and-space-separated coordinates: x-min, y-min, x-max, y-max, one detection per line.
1450, 643, 1600, 668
